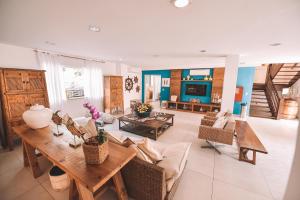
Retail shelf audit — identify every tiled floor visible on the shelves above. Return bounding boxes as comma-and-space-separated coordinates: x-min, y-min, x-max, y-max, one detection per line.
0, 110, 298, 200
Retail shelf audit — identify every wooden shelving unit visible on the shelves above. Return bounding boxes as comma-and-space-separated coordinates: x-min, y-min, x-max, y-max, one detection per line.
166, 101, 221, 114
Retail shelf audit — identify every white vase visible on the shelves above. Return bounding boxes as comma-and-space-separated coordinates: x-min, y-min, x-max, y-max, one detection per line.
22, 104, 53, 129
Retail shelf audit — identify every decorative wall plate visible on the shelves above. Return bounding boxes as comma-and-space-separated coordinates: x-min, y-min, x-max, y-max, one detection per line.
136, 85, 140, 93
125, 76, 134, 92
134, 76, 139, 84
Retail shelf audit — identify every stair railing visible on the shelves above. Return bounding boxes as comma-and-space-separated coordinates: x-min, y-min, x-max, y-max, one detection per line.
265, 74, 281, 118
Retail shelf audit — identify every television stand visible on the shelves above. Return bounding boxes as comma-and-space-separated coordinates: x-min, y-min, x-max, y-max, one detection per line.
166, 101, 221, 114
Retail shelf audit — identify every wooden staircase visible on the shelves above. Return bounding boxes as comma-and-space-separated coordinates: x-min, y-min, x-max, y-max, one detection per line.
250, 84, 274, 119
250, 63, 300, 119
271, 63, 300, 87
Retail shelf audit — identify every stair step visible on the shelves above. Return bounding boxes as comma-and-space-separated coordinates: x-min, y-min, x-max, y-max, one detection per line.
250, 106, 271, 111
251, 99, 268, 103
251, 102, 269, 107
249, 114, 275, 119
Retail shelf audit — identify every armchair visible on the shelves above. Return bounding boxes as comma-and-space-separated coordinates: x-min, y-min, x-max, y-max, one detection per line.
199, 118, 235, 154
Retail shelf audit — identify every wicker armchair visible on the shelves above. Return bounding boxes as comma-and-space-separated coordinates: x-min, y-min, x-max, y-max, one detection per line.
117, 142, 189, 200
199, 118, 235, 154
121, 157, 185, 200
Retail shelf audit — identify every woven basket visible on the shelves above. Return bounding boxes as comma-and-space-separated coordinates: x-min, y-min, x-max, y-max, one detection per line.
49, 166, 70, 191
82, 140, 109, 165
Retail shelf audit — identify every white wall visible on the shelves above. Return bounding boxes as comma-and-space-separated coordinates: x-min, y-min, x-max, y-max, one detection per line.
254, 66, 267, 84
289, 79, 300, 118
0, 43, 39, 69
119, 64, 142, 112
0, 43, 141, 118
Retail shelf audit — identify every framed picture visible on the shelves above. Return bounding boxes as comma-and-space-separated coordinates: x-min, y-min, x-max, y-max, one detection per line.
162, 78, 170, 87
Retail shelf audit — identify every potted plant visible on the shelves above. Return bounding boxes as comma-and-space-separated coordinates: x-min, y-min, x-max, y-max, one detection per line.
134, 103, 153, 118
82, 129, 109, 165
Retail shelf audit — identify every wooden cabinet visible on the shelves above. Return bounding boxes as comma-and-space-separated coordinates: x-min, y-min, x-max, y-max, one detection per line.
170, 69, 182, 101
211, 68, 225, 101
104, 76, 124, 115
0, 68, 49, 149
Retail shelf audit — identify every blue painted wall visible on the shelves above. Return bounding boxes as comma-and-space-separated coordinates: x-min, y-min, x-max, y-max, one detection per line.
142, 68, 213, 103
142, 70, 171, 103
233, 67, 256, 115
181, 69, 213, 103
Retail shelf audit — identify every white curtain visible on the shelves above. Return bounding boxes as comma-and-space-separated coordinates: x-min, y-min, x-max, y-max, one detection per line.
37, 52, 66, 111
83, 61, 104, 111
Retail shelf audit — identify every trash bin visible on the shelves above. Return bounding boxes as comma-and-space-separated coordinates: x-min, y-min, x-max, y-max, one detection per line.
240, 102, 247, 120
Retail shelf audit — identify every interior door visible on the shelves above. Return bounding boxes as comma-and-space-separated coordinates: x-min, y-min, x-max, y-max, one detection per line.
6, 94, 29, 120
26, 71, 46, 93
3, 70, 26, 93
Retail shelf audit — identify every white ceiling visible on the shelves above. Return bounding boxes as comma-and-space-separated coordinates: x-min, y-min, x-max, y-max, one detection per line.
0, 0, 300, 69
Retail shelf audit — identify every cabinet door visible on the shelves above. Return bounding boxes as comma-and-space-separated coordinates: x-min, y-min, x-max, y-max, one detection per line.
26, 71, 46, 93
3, 70, 26, 93
6, 94, 29, 120
28, 93, 48, 107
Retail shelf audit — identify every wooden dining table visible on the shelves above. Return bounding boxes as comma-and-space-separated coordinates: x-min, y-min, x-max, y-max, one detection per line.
12, 125, 136, 200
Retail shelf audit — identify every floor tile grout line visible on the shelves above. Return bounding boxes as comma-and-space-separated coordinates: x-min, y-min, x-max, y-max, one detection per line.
39, 181, 55, 200
258, 165, 276, 200
213, 177, 274, 199
211, 147, 216, 200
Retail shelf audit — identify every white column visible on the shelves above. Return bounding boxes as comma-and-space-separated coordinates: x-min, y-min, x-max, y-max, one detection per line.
221, 55, 239, 113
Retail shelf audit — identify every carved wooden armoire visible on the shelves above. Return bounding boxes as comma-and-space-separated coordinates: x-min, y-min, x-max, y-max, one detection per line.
0, 68, 49, 149
104, 76, 124, 115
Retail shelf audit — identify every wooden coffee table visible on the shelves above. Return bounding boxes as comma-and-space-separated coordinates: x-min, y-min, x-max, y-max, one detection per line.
118, 112, 174, 140
12, 125, 136, 200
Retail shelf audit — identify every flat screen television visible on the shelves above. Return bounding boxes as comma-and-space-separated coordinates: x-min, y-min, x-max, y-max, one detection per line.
185, 84, 207, 96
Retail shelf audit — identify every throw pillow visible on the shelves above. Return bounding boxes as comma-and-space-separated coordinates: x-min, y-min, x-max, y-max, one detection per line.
137, 138, 163, 162
129, 144, 153, 164
213, 116, 228, 129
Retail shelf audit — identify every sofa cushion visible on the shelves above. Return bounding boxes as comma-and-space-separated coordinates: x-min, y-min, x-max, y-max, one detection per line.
213, 116, 228, 129
166, 177, 176, 192
137, 138, 163, 162
216, 111, 225, 118
106, 130, 128, 145
157, 142, 191, 180
100, 113, 115, 124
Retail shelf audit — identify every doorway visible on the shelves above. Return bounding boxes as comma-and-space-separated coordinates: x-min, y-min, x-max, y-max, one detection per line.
144, 75, 161, 108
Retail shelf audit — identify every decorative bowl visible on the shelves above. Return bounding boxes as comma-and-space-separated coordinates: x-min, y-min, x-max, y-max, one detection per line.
22, 104, 53, 129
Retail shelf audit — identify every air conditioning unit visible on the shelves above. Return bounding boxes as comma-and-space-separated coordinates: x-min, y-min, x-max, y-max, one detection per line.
190, 69, 210, 76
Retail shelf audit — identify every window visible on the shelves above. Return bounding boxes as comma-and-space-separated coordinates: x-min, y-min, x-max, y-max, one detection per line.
63, 67, 85, 99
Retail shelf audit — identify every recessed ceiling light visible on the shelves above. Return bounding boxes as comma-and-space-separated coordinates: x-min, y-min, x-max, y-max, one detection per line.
200, 50, 207, 53
89, 25, 100, 32
171, 0, 190, 8
45, 41, 55, 46
152, 55, 160, 58
240, 62, 246, 65
269, 43, 282, 47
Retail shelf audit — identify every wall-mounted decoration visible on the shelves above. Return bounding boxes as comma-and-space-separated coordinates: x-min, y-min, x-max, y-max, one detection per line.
125, 76, 134, 92
136, 85, 140, 93
162, 78, 170, 87
133, 76, 139, 84
235, 86, 244, 102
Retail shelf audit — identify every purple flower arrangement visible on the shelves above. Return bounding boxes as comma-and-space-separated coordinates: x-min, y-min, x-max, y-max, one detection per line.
83, 102, 101, 120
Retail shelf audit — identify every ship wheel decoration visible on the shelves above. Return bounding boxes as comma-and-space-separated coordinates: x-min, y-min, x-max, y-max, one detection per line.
125, 76, 134, 92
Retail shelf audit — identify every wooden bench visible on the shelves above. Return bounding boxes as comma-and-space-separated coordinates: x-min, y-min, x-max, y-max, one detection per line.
235, 120, 268, 165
